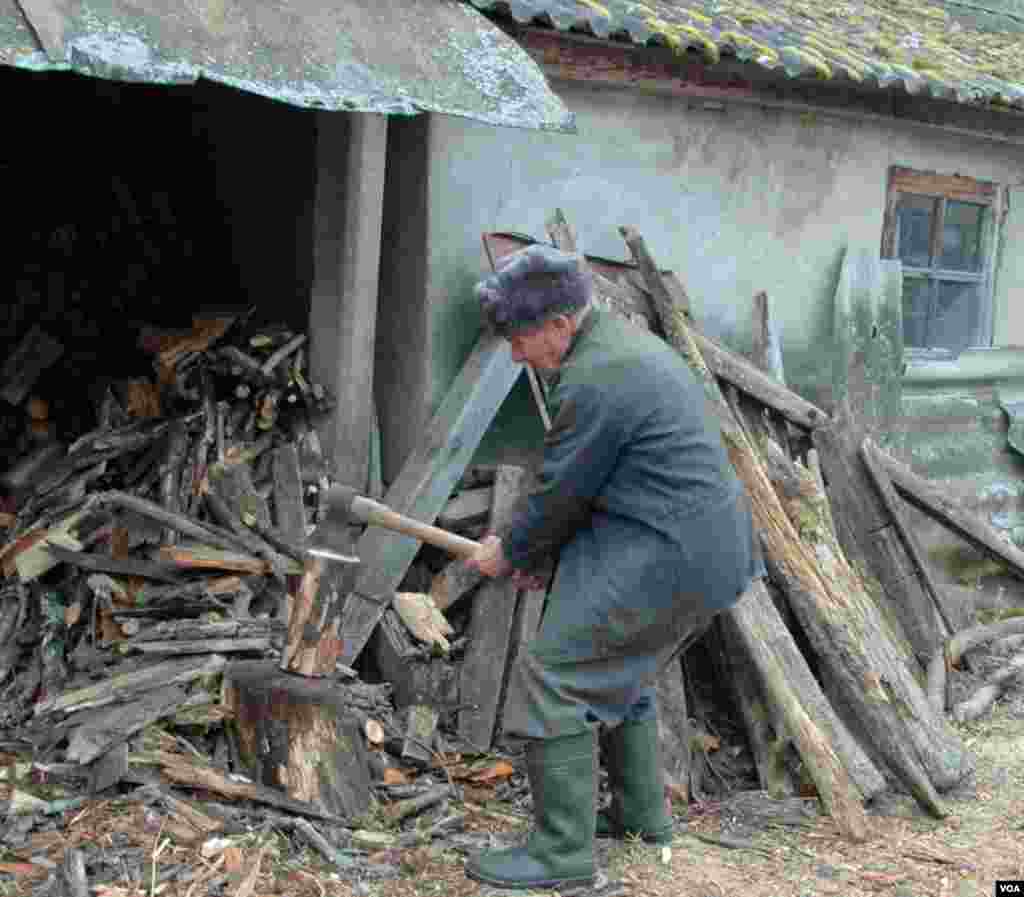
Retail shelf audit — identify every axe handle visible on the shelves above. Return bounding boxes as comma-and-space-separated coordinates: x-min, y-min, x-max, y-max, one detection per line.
351, 496, 482, 560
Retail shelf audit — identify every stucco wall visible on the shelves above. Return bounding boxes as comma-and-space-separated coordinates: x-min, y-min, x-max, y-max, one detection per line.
377, 79, 1024, 535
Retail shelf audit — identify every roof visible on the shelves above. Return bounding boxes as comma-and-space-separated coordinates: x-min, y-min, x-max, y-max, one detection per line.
0, 0, 574, 131
468, 0, 1024, 110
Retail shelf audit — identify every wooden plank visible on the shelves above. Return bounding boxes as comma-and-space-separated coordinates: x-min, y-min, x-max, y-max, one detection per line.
272, 443, 307, 545
889, 167, 996, 204
337, 334, 523, 666
458, 465, 530, 751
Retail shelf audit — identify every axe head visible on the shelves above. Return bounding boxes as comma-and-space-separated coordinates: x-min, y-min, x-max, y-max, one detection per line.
307, 484, 361, 564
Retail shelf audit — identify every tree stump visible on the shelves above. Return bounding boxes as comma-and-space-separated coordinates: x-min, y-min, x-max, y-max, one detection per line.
224, 661, 373, 819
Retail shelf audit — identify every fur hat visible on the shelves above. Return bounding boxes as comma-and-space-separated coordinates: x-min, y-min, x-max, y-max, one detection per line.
476, 244, 592, 337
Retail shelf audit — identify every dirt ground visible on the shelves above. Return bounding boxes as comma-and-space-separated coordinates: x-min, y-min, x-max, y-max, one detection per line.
2, 703, 1023, 897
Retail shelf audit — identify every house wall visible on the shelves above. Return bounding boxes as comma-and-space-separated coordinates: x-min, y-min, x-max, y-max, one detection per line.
377, 79, 1024, 540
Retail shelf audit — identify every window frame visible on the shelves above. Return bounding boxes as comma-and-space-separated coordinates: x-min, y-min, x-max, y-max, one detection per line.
881, 166, 1001, 361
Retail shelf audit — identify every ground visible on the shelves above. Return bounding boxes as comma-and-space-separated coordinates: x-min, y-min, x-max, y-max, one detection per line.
2, 703, 1023, 897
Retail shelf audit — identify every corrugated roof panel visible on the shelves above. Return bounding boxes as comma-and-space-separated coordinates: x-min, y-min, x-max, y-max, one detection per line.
0, 0, 574, 132
468, 0, 1024, 110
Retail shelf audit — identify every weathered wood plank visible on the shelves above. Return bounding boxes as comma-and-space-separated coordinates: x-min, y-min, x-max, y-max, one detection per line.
459, 465, 530, 751
273, 443, 307, 545
337, 334, 522, 666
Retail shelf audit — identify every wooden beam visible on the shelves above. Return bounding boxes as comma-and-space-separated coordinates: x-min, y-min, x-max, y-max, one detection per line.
307, 111, 387, 493
337, 333, 523, 666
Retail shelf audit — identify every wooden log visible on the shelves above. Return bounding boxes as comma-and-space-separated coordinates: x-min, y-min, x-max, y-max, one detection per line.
159, 544, 303, 576
42, 544, 184, 584
458, 465, 528, 751
223, 660, 373, 819
812, 418, 941, 668
751, 291, 785, 386
336, 332, 523, 666
129, 620, 274, 643
99, 491, 243, 554
34, 654, 226, 717
758, 438, 972, 813
281, 553, 359, 676
65, 685, 204, 765
925, 617, 1024, 713
203, 489, 291, 581
132, 748, 344, 822
860, 438, 958, 638
618, 223, 872, 839
878, 451, 1024, 582
952, 654, 1024, 722
654, 657, 693, 802
0, 325, 64, 406
125, 639, 270, 656
158, 421, 190, 546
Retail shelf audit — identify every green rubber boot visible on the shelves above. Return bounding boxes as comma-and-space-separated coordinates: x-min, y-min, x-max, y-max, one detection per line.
596, 719, 674, 845
465, 731, 597, 890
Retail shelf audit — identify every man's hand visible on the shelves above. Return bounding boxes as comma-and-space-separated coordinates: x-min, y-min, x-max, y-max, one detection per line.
467, 534, 513, 579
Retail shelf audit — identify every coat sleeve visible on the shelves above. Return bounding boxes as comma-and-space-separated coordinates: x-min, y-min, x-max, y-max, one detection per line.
503, 379, 626, 569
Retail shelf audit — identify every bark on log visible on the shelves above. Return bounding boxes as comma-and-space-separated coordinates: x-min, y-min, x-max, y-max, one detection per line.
281, 554, 359, 676
617, 224, 871, 839
859, 438, 958, 638
925, 617, 1024, 713
812, 420, 940, 668
952, 654, 1024, 722
878, 451, 1024, 582
759, 439, 973, 813
224, 660, 373, 819
158, 421, 190, 546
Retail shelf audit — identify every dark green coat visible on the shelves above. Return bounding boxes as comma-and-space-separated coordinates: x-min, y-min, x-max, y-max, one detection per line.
501, 308, 762, 739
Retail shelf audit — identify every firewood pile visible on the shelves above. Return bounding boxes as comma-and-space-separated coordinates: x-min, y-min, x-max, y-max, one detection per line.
3, 210, 1024, 893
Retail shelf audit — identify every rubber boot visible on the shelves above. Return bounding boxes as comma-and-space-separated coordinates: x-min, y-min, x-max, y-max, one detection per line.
596, 719, 674, 844
465, 731, 597, 890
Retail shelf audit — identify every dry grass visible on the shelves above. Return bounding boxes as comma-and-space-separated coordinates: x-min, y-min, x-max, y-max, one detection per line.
2, 710, 1024, 897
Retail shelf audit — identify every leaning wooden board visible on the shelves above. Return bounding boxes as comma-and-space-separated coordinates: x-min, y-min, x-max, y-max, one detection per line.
337, 334, 523, 666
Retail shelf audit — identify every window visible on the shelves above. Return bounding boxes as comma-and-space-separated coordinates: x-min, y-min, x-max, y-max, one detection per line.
881, 167, 999, 358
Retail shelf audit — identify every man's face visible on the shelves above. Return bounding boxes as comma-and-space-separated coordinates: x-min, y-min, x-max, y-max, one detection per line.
507, 317, 571, 371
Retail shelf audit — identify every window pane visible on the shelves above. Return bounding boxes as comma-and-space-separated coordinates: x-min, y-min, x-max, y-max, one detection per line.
940, 201, 985, 272
902, 276, 933, 349
929, 281, 981, 353
896, 194, 935, 267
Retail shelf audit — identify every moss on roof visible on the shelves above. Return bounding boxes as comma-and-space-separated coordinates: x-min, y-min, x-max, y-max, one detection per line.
469, 0, 1024, 109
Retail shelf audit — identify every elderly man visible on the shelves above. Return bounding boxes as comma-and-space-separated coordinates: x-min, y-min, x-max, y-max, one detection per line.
465, 244, 764, 891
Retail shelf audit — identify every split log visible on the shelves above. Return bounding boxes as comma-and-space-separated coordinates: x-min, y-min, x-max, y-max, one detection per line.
280, 553, 359, 676
952, 654, 1024, 722
61, 849, 89, 897
128, 620, 275, 644
223, 660, 373, 819
878, 451, 1024, 582
159, 544, 303, 576
203, 489, 291, 581
272, 443, 307, 545
751, 291, 785, 385
65, 684, 205, 765
42, 544, 184, 584
0, 325, 64, 406
459, 465, 527, 751
33, 654, 226, 717
758, 438, 972, 814
99, 491, 243, 554
812, 416, 942, 667
125, 639, 270, 656
859, 438, 958, 637
925, 617, 1024, 713
132, 746, 345, 822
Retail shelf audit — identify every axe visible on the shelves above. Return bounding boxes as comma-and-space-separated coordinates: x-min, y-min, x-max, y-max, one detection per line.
309, 484, 482, 563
